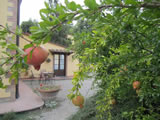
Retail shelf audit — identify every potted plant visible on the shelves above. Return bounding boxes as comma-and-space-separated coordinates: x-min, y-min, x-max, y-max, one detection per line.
37, 84, 61, 101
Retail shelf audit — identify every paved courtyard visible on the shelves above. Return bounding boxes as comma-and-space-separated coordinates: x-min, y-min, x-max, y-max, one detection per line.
24, 78, 95, 120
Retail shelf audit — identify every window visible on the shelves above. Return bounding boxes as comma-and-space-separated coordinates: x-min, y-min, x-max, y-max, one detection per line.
60, 55, 64, 70
54, 54, 65, 70
54, 54, 59, 70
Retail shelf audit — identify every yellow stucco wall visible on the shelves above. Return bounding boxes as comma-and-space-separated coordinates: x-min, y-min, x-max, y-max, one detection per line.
66, 54, 79, 76
0, 0, 8, 26
0, 76, 10, 98
19, 36, 79, 77
0, 0, 8, 55
0, 0, 12, 98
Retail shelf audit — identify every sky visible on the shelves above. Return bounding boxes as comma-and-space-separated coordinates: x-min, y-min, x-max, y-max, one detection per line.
20, 0, 84, 24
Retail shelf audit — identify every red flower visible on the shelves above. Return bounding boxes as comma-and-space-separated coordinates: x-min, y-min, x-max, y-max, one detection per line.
40, 84, 43, 87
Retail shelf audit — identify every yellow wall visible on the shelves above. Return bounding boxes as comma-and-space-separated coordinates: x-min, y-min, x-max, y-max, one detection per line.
0, 0, 8, 54
19, 36, 79, 77
0, 0, 14, 99
0, 75, 11, 98
66, 54, 79, 76
0, 0, 8, 26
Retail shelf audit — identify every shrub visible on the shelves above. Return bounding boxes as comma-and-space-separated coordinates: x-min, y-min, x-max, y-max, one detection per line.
67, 95, 97, 120
2, 112, 17, 120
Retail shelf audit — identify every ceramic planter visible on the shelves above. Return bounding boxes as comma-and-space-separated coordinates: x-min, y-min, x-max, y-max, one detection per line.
37, 85, 61, 101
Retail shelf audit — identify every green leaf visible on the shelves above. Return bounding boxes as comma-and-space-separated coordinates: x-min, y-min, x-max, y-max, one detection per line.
5, 24, 10, 33
0, 42, 7, 47
104, 0, 121, 5
9, 72, 18, 84
24, 44, 33, 49
30, 26, 39, 31
39, 20, 57, 28
15, 27, 22, 36
84, 0, 98, 10
59, 14, 67, 21
2, 51, 11, 57
44, 2, 49, 9
40, 9, 50, 14
31, 29, 47, 36
7, 44, 17, 50
56, 4, 65, 14
24, 55, 28, 63
0, 79, 6, 89
43, 35, 51, 44
40, 12, 48, 21
30, 26, 40, 34
65, 0, 69, 6
17, 47, 25, 55
0, 29, 7, 39
124, 0, 138, 5
0, 67, 4, 75
68, 1, 77, 11
67, 93, 75, 100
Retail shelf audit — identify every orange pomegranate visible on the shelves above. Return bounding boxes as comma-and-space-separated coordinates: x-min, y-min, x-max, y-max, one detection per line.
72, 95, 84, 108
24, 46, 49, 70
133, 81, 141, 90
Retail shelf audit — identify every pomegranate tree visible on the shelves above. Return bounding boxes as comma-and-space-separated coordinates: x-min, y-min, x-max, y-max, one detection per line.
24, 46, 49, 70
72, 95, 84, 108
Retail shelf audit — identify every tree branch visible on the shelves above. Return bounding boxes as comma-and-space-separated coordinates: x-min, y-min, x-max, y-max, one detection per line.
5, 60, 19, 74
50, 20, 68, 31
0, 24, 32, 44
50, 12, 78, 31
49, 2, 160, 32
132, 30, 153, 54
99, 2, 160, 9
138, 39, 153, 54
0, 56, 13, 67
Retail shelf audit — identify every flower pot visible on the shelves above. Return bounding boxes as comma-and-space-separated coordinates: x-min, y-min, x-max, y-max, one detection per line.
37, 85, 61, 101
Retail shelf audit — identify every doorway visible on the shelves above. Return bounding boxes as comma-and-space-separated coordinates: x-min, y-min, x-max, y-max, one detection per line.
53, 54, 66, 76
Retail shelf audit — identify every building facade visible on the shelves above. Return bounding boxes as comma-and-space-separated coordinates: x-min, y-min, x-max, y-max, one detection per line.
19, 36, 79, 78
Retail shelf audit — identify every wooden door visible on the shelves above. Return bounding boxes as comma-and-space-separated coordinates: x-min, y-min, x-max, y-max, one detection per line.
54, 54, 66, 76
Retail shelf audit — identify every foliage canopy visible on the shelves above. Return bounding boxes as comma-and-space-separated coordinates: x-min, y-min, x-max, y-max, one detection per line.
1, 0, 160, 119
21, 19, 38, 34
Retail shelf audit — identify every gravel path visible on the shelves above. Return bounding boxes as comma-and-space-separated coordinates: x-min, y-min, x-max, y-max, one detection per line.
24, 79, 95, 120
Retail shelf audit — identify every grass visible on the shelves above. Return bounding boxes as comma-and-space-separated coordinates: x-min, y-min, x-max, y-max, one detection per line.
0, 111, 39, 120
0, 106, 55, 120
1, 112, 16, 120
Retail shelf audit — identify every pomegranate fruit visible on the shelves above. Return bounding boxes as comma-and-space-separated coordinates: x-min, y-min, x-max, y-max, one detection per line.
72, 95, 84, 108
133, 81, 140, 90
24, 46, 49, 70
82, 41, 86, 45
136, 89, 140, 95
110, 98, 116, 105
120, 66, 128, 73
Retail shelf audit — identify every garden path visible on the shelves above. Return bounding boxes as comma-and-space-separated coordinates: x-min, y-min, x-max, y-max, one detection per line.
0, 81, 44, 115
24, 78, 95, 120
